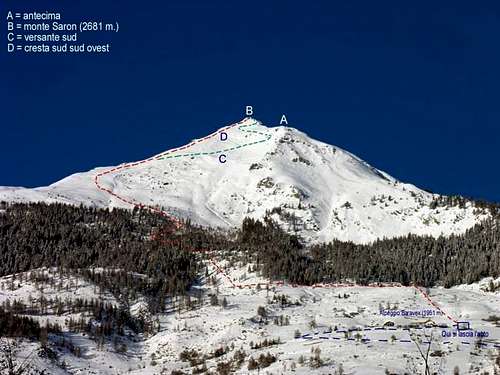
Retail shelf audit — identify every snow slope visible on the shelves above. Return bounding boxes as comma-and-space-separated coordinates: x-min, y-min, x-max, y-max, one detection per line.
0, 117, 489, 244
1, 267, 499, 374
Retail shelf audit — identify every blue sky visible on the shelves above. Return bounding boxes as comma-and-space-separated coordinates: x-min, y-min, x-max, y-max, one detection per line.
1, 1, 499, 202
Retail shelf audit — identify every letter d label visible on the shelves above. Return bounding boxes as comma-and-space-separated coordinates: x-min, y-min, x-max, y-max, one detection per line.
220, 132, 227, 141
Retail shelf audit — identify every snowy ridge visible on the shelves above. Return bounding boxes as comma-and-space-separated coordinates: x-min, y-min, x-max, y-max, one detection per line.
0, 117, 489, 244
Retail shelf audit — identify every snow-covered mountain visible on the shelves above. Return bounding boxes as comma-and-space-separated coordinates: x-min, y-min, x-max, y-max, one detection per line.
0, 117, 489, 244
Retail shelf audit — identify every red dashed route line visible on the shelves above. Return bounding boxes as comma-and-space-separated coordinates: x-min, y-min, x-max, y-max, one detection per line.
93, 118, 458, 325
414, 285, 458, 323
93, 120, 241, 225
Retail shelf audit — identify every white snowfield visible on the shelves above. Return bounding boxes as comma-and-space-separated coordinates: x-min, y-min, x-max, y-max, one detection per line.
0, 117, 489, 244
1, 268, 499, 374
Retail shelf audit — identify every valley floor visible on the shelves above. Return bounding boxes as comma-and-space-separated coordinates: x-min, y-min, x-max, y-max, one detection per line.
1, 264, 499, 374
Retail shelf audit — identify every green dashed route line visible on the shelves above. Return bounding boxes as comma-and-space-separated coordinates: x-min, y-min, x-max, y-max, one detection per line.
156, 123, 272, 161
94, 118, 460, 326
93, 118, 271, 226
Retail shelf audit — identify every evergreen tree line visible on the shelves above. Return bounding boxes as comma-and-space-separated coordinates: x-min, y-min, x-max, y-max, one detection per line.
0, 307, 42, 339
235, 216, 500, 287
1, 201, 499, 293
0, 294, 149, 337
429, 194, 500, 216
0, 202, 201, 299
0, 306, 61, 340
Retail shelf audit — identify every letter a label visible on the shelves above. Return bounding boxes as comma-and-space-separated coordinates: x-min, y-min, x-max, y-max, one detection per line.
280, 114, 288, 125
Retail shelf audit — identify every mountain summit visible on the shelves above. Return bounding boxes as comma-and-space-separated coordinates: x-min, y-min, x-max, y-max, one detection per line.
0, 118, 488, 243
